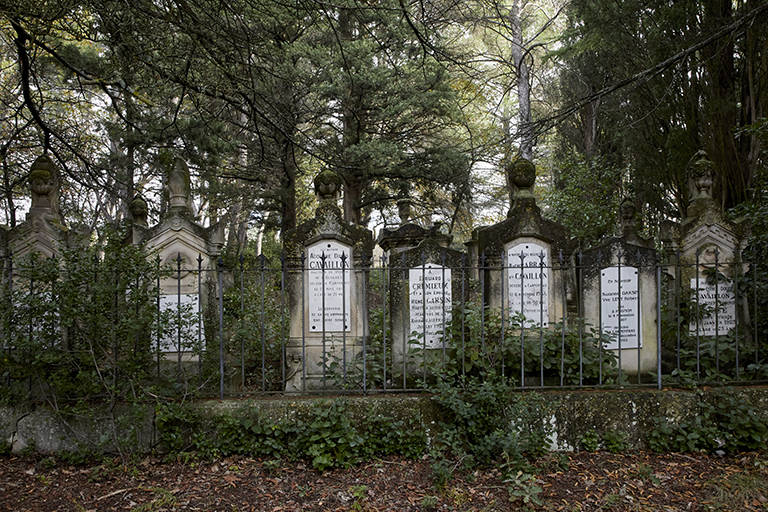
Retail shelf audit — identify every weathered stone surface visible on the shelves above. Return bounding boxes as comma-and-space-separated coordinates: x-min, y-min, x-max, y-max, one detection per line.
386, 238, 467, 378
129, 157, 226, 362
466, 159, 576, 328
282, 171, 374, 391
5, 388, 767, 455
1, 154, 69, 260
2, 404, 154, 454
581, 235, 659, 377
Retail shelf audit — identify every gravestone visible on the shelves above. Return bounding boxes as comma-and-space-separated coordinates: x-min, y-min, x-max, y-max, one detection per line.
283, 169, 373, 391
581, 199, 659, 379
380, 227, 464, 381
0, 155, 77, 351
466, 159, 576, 329
130, 158, 226, 361
662, 151, 749, 337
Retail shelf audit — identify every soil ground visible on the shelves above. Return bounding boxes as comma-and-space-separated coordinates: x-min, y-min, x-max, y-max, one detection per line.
1, 451, 767, 511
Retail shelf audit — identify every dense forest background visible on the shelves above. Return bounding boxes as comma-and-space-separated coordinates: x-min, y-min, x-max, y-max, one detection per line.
1, 0, 766, 256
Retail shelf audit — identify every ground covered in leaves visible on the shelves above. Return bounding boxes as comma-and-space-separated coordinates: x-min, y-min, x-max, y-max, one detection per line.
1, 451, 767, 511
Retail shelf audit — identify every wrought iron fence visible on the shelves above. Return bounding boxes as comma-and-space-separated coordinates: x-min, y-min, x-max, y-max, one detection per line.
1, 247, 766, 401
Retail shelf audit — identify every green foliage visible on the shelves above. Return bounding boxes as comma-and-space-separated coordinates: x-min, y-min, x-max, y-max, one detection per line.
420, 494, 438, 510
155, 398, 426, 471
602, 430, 628, 453
579, 429, 628, 453
222, 257, 288, 393
505, 470, 544, 508
647, 389, 768, 453
580, 430, 600, 452
659, 268, 768, 385
543, 153, 626, 246
419, 300, 619, 387
428, 372, 551, 490
0, 438, 10, 456
0, 232, 174, 404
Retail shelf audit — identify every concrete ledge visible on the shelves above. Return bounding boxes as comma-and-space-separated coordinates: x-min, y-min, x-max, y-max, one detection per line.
2, 387, 766, 455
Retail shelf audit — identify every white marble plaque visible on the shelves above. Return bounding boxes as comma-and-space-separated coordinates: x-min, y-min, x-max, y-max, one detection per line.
409, 264, 451, 348
601, 266, 640, 350
689, 279, 736, 336
507, 242, 549, 327
159, 293, 201, 352
307, 240, 351, 332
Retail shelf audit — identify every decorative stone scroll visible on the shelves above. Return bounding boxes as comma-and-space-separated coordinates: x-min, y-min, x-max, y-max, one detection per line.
409, 263, 452, 348
600, 266, 641, 350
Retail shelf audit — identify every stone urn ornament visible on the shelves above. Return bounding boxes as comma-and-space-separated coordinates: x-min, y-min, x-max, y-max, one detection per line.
314, 169, 342, 201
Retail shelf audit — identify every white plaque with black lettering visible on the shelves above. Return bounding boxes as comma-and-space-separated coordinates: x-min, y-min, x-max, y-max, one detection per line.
159, 293, 201, 352
409, 264, 451, 348
507, 242, 549, 328
689, 279, 736, 336
307, 240, 351, 332
601, 266, 640, 350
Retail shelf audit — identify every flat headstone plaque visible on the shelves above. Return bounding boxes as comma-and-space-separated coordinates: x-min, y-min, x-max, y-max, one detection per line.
307, 240, 351, 332
507, 242, 549, 327
689, 279, 736, 336
409, 263, 451, 348
601, 266, 640, 350
159, 293, 201, 352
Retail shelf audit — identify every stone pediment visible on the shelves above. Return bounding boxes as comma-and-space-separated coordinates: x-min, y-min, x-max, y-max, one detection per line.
580, 237, 658, 281
377, 222, 452, 254
680, 223, 743, 263
133, 212, 225, 262
283, 200, 373, 265
5, 215, 67, 260
471, 203, 574, 262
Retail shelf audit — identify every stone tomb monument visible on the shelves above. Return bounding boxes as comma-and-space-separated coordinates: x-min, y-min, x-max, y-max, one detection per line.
283, 170, 373, 391
581, 199, 659, 379
466, 159, 576, 329
379, 220, 463, 380
662, 151, 749, 337
129, 158, 225, 360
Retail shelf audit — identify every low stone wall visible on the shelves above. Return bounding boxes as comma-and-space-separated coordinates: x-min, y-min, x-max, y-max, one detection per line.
2, 387, 767, 455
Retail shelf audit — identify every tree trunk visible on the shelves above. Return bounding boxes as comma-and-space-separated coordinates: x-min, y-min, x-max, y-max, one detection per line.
702, 0, 740, 209
339, 7, 365, 225
510, 0, 533, 160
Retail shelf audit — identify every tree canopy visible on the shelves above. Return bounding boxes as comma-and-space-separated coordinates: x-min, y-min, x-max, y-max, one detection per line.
1, 0, 766, 248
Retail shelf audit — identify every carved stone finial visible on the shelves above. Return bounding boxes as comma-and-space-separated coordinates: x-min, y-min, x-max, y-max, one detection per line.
168, 157, 192, 212
508, 158, 536, 190
688, 150, 715, 200
397, 198, 412, 224
314, 169, 342, 201
620, 198, 637, 236
505, 158, 537, 218
130, 195, 149, 227
28, 154, 59, 213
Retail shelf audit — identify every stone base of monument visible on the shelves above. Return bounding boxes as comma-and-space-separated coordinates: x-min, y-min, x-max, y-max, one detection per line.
284, 336, 365, 392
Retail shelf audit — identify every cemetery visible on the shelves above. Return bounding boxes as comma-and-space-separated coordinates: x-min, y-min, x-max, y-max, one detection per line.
0, 152, 766, 510
2, 153, 761, 397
